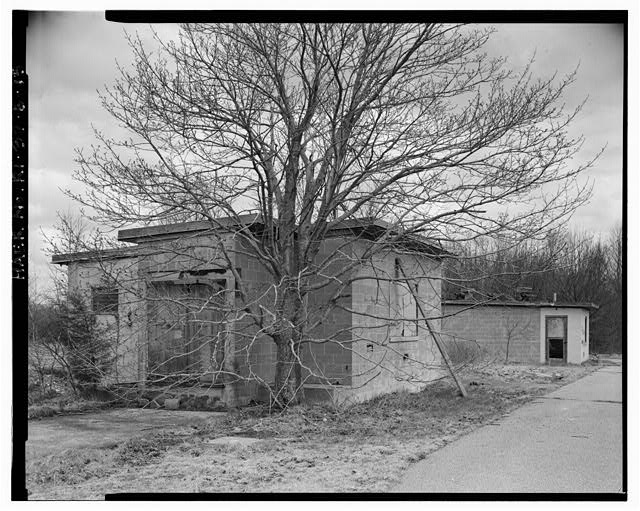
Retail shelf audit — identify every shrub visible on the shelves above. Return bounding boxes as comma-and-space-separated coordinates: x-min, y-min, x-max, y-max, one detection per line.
59, 293, 113, 386
28, 292, 114, 395
443, 339, 485, 366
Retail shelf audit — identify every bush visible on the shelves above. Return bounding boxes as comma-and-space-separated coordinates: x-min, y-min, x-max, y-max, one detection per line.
443, 339, 485, 366
28, 387, 59, 406
29, 292, 114, 395
60, 293, 113, 386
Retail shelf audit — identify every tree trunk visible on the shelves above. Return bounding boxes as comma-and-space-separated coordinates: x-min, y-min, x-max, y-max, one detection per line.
273, 337, 302, 407
271, 266, 306, 407
505, 336, 511, 363
223, 276, 238, 408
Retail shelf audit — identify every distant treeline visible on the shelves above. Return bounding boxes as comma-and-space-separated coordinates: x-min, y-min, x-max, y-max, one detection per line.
444, 226, 623, 354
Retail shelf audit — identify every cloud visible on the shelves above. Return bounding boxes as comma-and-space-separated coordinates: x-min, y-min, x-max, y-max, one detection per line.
27, 12, 179, 98
484, 23, 623, 234
26, 17, 625, 292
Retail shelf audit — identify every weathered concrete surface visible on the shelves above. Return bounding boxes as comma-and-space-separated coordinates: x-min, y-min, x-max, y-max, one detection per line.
397, 364, 623, 493
27, 409, 223, 458
204, 436, 263, 447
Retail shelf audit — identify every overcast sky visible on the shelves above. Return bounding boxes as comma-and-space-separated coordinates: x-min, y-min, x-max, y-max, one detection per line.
26, 13, 624, 292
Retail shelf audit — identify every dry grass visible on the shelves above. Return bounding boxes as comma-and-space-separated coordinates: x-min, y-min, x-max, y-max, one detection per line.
27, 362, 597, 499
28, 372, 115, 420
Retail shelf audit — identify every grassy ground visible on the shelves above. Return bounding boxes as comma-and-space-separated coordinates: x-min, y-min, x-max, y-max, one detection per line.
26, 362, 597, 498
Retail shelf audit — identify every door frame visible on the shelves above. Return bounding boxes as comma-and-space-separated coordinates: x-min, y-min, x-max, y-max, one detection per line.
147, 278, 227, 382
545, 314, 568, 363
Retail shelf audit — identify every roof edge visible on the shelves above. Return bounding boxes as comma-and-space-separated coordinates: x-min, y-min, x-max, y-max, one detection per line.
116, 215, 450, 257
443, 299, 599, 310
51, 247, 138, 265
117, 213, 262, 243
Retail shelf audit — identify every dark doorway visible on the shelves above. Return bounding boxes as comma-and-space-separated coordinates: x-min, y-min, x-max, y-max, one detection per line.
545, 316, 568, 364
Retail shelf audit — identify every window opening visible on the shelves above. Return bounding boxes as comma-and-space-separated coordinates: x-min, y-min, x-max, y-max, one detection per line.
92, 287, 119, 315
394, 258, 419, 337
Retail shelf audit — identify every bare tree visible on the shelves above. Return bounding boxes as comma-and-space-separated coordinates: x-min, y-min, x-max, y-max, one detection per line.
62, 23, 597, 405
605, 224, 623, 353
501, 308, 534, 363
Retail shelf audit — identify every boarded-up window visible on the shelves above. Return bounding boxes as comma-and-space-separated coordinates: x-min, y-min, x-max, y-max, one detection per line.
92, 287, 119, 316
393, 259, 419, 337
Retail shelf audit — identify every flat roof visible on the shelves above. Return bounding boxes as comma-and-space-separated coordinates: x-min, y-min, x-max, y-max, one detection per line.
117, 215, 450, 256
51, 246, 138, 265
117, 214, 262, 243
443, 299, 599, 310
54, 216, 450, 264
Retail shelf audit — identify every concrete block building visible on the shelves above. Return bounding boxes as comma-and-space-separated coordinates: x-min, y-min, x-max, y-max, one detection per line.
441, 300, 596, 364
52, 216, 447, 405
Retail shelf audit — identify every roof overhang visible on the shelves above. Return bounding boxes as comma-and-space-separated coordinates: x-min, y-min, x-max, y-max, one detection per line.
117, 215, 450, 257
51, 247, 138, 265
117, 213, 263, 243
443, 299, 599, 310
54, 215, 450, 264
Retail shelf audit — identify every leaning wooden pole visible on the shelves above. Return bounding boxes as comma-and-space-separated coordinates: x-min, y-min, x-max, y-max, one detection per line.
397, 262, 468, 398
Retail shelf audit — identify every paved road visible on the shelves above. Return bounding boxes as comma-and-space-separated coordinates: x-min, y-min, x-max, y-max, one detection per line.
397, 363, 623, 493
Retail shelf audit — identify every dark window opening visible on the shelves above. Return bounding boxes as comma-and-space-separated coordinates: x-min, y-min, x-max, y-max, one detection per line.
413, 282, 419, 336
548, 338, 564, 359
92, 287, 119, 315
394, 257, 419, 337
584, 316, 588, 344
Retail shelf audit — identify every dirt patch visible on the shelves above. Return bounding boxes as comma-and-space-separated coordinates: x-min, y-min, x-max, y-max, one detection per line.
26, 362, 598, 498
27, 409, 219, 459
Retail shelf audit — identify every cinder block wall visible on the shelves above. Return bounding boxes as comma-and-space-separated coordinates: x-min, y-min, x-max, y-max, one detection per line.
303, 237, 353, 386
137, 232, 234, 274
232, 237, 277, 404
232, 235, 354, 403
442, 304, 541, 364
348, 245, 444, 403
68, 257, 142, 384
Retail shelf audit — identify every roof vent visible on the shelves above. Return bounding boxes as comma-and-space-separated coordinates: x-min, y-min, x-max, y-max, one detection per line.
516, 286, 535, 302
463, 288, 476, 300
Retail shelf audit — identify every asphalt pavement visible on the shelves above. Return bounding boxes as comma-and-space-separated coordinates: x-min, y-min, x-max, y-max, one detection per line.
396, 362, 623, 493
